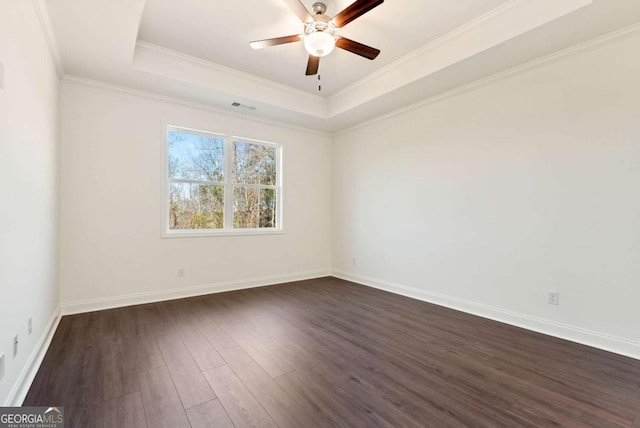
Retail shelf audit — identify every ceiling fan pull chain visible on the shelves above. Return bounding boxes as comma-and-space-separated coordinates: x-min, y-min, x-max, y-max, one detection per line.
318, 74, 321, 91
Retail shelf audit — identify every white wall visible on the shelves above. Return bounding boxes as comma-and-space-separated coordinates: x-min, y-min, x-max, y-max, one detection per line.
60, 81, 332, 312
332, 34, 640, 358
0, 1, 60, 405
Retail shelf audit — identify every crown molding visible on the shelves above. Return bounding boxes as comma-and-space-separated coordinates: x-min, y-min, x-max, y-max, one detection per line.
135, 41, 326, 104
134, 41, 328, 119
328, 0, 593, 117
131, 0, 593, 121
63, 17, 640, 139
32, 0, 65, 78
335, 21, 640, 137
329, 0, 526, 101
62, 75, 332, 138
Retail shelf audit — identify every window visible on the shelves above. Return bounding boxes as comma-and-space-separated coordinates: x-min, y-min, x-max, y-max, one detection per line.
165, 126, 281, 236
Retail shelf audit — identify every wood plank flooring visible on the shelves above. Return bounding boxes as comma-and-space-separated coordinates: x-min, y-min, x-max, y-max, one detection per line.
24, 277, 640, 427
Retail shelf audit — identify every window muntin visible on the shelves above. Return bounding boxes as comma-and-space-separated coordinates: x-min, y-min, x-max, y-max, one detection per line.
166, 126, 281, 236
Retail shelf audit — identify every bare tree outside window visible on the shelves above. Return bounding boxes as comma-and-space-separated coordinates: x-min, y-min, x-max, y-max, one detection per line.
166, 127, 281, 234
168, 130, 225, 230
233, 142, 277, 228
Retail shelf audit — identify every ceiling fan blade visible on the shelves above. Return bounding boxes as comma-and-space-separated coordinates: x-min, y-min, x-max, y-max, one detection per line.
305, 55, 320, 75
333, 0, 383, 28
281, 0, 313, 23
336, 37, 380, 60
249, 35, 302, 49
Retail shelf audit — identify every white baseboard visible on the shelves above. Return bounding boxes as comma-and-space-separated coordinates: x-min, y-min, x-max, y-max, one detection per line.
332, 270, 640, 361
61, 269, 331, 315
4, 307, 61, 406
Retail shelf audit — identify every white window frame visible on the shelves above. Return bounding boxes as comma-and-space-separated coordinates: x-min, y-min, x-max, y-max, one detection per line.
162, 125, 283, 238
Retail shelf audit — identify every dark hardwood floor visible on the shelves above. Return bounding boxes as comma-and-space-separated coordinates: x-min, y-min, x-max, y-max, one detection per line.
25, 277, 640, 427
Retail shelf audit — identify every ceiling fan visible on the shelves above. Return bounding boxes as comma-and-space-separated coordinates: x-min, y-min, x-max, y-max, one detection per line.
250, 0, 383, 76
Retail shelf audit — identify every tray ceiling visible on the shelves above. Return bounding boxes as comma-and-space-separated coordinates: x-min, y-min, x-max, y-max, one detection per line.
43, 0, 640, 132
138, 0, 509, 96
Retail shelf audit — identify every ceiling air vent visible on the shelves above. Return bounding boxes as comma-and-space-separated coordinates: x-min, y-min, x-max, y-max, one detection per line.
231, 102, 257, 111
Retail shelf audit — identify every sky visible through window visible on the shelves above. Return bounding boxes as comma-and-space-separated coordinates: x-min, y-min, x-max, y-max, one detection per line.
168, 130, 224, 182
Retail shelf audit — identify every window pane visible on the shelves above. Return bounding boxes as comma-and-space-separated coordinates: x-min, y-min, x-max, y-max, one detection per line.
233, 187, 277, 228
169, 182, 224, 229
233, 141, 276, 185
168, 130, 224, 182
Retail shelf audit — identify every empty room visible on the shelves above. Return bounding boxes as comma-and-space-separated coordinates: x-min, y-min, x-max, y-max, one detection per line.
1, 0, 640, 426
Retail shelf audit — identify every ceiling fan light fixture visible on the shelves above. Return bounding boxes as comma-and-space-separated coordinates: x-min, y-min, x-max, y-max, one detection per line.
304, 30, 335, 57
304, 19, 336, 57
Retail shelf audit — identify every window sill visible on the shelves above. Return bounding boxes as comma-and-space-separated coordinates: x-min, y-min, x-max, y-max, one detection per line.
162, 229, 285, 238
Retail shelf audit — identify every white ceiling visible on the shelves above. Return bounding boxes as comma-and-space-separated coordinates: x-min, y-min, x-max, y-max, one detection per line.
44, 0, 640, 133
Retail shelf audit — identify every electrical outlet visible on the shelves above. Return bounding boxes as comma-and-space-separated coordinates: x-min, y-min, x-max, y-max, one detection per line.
13, 335, 18, 357
0, 353, 5, 380
28, 316, 33, 335
177, 268, 185, 277
548, 291, 559, 305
